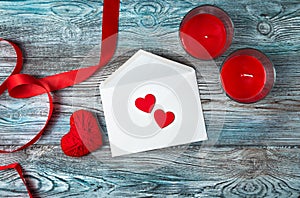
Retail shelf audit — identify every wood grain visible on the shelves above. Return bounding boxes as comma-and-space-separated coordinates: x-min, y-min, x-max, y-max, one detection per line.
0, 0, 299, 197
1, 146, 300, 197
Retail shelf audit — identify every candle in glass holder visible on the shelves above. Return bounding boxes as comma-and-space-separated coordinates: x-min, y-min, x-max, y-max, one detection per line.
220, 48, 275, 103
179, 5, 234, 60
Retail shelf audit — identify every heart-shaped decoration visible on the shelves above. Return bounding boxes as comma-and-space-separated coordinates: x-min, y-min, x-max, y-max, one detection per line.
61, 110, 103, 157
154, 109, 175, 128
135, 94, 156, 113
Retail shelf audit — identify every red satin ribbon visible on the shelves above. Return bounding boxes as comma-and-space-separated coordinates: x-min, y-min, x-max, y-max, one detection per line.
0, 0, 120, 196
0, 163, 33, 198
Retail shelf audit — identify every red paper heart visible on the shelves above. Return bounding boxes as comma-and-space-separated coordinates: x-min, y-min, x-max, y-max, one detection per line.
135, 94, 156, 113
154, 109, 175, 128
61, 110, 103, 157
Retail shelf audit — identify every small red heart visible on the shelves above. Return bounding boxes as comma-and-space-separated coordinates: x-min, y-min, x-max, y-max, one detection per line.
154, 109, 175, 128
135, 94, 156, 113
61, 110, 103, 157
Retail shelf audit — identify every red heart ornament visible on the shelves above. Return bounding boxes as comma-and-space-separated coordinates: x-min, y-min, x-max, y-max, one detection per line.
135, 94, 156, 113
154, 109, 175, 128
61, 110, 103, 157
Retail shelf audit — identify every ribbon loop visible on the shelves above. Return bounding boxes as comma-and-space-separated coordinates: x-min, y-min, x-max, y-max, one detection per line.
0, 0, 120, 152
0, 0, 120, 197
6, 74, 49, 98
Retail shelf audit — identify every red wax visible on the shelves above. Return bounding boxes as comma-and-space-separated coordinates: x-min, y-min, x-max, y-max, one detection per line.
220, 55, 266, 102
180, 13, 227, 60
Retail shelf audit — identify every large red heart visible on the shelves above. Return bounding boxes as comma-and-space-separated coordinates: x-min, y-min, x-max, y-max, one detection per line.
135, 94, 156, 113
61, 110, 103, 157
154, 109, 175, 128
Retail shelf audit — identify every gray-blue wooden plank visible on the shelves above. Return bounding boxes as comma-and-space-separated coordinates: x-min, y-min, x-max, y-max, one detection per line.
0, 146, 300, 197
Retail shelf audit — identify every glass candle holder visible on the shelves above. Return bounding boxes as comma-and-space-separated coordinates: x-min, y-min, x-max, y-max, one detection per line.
179, 5, 234, 60
220, 48, 275, 103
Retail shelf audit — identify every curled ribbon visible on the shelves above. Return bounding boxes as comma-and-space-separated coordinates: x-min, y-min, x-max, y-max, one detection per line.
0, 0, 120, 196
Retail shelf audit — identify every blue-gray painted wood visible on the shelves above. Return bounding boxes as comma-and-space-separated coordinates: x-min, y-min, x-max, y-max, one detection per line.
0, 0, 299, 197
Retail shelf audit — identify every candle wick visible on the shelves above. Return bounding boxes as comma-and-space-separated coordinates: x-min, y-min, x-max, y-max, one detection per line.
241, 73, 253, 78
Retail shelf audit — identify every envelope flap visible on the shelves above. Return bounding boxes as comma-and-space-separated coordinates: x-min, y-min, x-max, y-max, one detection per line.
100, 50, 195, 89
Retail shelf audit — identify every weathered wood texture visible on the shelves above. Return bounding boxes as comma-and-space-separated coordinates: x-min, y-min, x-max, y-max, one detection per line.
1, 146, 300, 198
0, 0, 300, 146
0, 0, 299, 197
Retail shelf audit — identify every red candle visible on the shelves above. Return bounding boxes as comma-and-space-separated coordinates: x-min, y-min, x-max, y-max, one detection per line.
180, 5, 233, 60
220, 49, 275, 103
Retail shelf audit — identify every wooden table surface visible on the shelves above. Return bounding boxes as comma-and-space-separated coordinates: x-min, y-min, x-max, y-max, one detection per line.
0, 0, 300, 197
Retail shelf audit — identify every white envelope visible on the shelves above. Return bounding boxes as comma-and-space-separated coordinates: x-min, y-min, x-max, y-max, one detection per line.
100, 50, 207, 157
